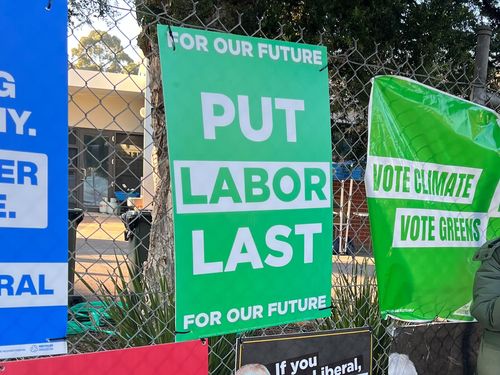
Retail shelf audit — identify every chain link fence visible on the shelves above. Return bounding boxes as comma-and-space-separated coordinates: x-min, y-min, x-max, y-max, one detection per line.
66, 1, 499, 374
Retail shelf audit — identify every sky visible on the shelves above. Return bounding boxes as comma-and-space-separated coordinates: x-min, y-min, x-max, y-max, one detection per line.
68, 0, 143, 66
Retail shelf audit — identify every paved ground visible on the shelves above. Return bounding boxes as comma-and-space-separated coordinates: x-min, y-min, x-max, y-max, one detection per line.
72, 213, 376, 299
73, 213, 131, 297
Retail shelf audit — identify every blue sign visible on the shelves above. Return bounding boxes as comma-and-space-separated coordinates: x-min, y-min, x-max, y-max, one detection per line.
0, 0, 68, 359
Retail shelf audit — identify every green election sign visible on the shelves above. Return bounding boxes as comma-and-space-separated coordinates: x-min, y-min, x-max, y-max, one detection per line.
366, 76, 500, 322
158, 26, 333, 341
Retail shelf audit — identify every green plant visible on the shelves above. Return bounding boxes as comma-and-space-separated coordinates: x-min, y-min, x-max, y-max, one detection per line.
78, 256, 237, 373
208, 334, 236, 375
80, 258, 175, 347
78, 255, 390, 374
319, 258, 390, 375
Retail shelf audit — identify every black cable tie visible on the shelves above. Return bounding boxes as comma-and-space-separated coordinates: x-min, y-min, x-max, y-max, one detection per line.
319, 62, 330, 72
45, 0, 52, 11
319, 304, 334, 311
167, 24, 176, 51
200, 338, 207, 345
47, 336, 67, 341
174, 330, 191, 335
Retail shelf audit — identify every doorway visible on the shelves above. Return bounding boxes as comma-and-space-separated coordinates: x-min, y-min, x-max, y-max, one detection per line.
82, 131, 113, 209
68, 128, 143, 211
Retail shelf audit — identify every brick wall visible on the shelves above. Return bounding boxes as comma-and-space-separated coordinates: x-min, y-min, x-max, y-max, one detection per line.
333, 180, 373, 255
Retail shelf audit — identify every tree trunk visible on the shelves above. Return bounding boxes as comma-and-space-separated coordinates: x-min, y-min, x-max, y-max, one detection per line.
134, 0, 255, 291
137, 20, 175, 291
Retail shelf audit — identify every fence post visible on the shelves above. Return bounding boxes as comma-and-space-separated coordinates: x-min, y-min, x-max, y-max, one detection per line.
471, 25, 492, 105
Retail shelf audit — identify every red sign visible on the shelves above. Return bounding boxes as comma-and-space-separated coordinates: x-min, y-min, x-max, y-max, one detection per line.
0, 341, 207, 374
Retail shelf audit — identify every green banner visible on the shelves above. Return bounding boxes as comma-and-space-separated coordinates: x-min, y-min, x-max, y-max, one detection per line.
158, 26, 332, 341
366, 76, 500, 321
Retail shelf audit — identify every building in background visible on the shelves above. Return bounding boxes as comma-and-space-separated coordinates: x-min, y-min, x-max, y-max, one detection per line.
68, 69, 146, 211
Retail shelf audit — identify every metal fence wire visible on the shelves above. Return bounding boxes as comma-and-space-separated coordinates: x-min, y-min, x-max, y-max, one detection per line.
65, 1, 499, 374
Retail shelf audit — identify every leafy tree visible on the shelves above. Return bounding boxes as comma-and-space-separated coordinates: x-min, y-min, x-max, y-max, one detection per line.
71, 30, 139, 74
131, 0, 500, 286
69, 0, 499, 288
69, 0, 115, 23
